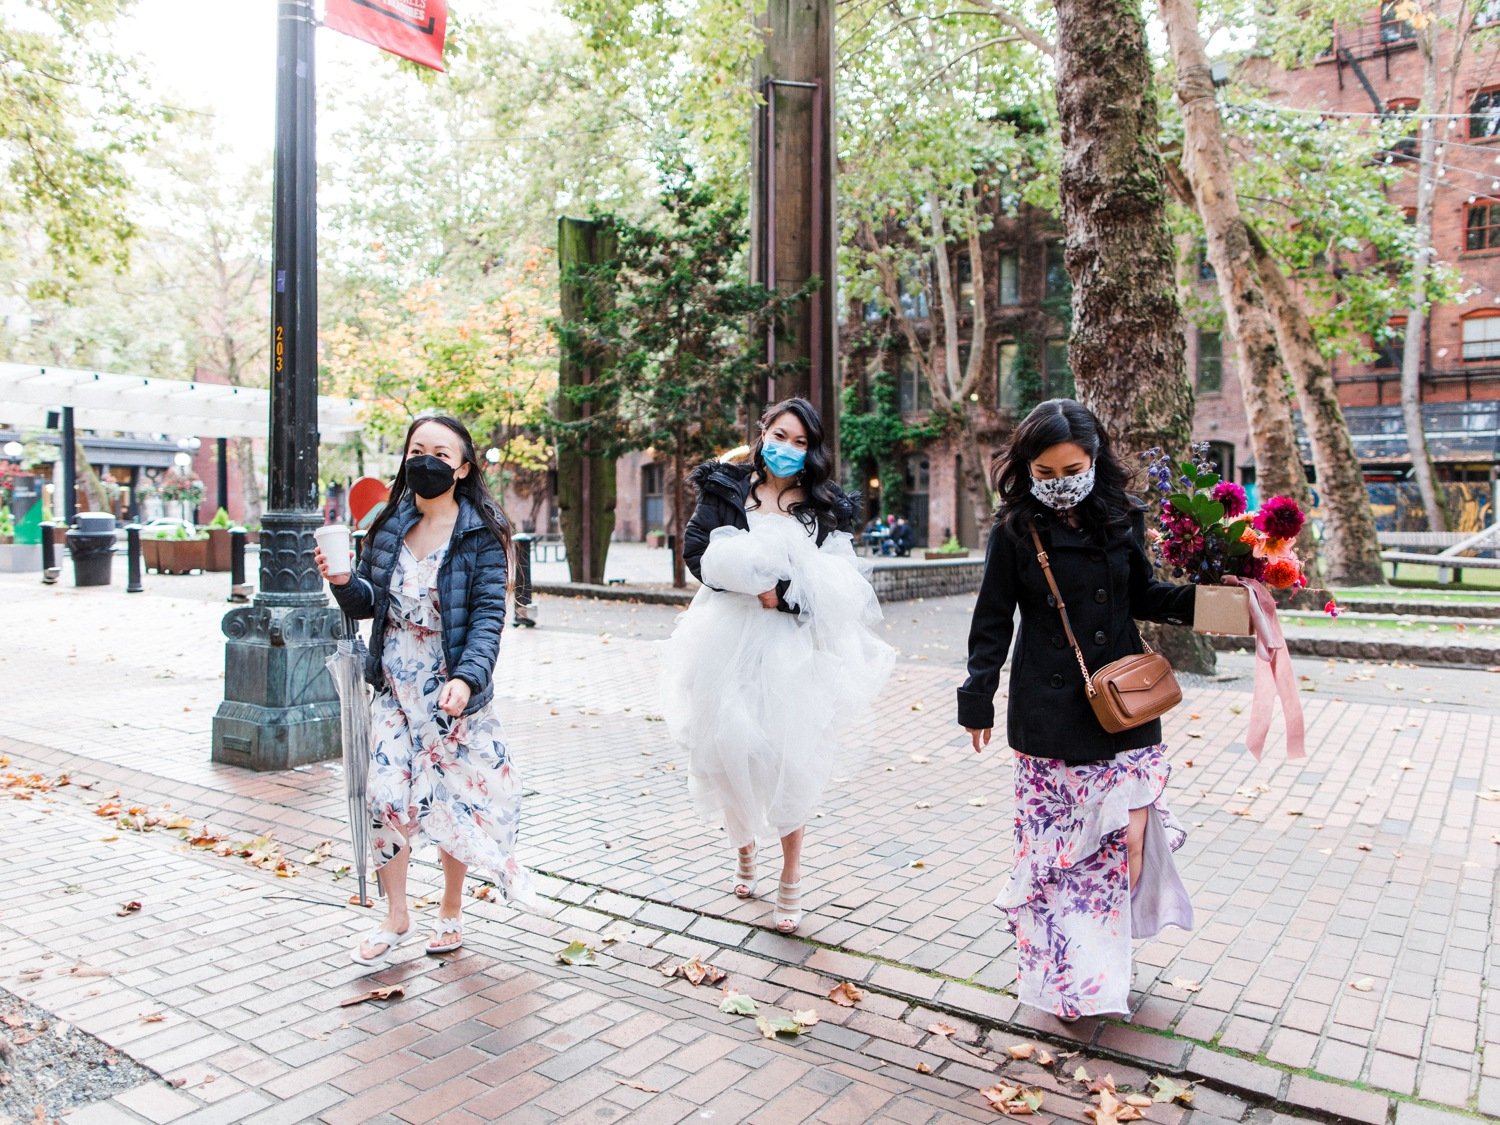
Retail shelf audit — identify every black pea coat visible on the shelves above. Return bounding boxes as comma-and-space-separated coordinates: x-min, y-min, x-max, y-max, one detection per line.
681, 459, 854, 614
330, 495, 508, 716
956, 503, 1196, 764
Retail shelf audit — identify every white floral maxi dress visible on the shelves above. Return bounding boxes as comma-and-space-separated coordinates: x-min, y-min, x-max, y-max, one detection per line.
367, 544, 535, 906
994, 744, 1193, 1019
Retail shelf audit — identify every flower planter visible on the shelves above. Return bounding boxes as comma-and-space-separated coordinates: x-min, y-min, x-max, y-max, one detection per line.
1193, 584, 1255, 636
204, 527, 232, 571
142, 538, 161, 572
645, 532, 666, 549
153, 538, 209, 575
924, 550, 970, 561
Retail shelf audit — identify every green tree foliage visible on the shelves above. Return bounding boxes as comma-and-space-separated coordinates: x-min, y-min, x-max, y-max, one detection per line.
839, 359, 940, 518
0, 0, 155, 291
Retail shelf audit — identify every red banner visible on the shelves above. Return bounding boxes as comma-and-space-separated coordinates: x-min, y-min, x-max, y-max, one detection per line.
325, 0, 448, 72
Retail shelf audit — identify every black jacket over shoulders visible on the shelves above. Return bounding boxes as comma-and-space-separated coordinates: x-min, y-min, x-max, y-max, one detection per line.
330, 495, 508, 716
957, 501, 1196, 763
682, 459, 855, 613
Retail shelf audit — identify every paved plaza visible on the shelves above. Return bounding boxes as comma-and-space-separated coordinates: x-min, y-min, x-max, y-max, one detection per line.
1, 568, 1498, 1124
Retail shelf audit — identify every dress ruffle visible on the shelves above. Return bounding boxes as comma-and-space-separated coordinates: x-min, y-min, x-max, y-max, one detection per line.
662, 514, 895, 847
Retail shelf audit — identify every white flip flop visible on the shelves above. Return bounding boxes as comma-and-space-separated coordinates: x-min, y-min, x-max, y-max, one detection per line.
350, 921, 417, 966
426, 913, 464, 955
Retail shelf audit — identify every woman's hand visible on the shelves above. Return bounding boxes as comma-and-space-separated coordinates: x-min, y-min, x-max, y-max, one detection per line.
314, 546, 352, 587
438, 679, 471, 717
757, 589, 780, 610
966, 727, 992, 754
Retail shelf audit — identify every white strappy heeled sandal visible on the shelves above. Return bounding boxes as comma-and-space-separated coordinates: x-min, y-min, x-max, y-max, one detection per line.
773, 879, 803, 934
734, 846, 758, 899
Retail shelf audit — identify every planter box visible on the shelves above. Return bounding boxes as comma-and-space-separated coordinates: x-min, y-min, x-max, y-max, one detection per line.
142, 538, 160, 572
152, 538, 209, 575
205, 527, 232, 571
1193, 584, 1255, 636
925, 550, 970, 561
645, 533, 666, 549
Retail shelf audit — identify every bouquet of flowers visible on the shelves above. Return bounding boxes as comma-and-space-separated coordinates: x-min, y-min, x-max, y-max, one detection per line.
159, 470, 205, 507
1141, 445, 1312, 592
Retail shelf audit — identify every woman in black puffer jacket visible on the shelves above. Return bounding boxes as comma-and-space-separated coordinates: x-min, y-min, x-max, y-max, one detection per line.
317, 415, 534, 968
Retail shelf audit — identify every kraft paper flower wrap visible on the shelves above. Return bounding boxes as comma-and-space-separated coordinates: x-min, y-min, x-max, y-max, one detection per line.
1140, 446, 1334, 760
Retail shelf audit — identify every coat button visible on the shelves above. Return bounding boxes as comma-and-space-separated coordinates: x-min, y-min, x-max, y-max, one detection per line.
1049, 674, 1064, 688
1094, 588, 1107, 603
1052, 635, 1066, 649
1094, 630, 1107, 645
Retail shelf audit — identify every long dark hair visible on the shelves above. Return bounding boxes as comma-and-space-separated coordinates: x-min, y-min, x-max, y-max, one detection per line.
367, 414, 513, 560
747, 396, 853, 533
992, 398, 1133, 544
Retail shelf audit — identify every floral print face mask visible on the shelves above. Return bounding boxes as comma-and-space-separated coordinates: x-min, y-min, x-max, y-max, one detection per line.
1030, 466, 1096, 511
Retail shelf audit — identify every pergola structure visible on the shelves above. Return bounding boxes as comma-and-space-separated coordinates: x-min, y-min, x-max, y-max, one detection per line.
0, 363, 363, 440
0, 362, 365, 521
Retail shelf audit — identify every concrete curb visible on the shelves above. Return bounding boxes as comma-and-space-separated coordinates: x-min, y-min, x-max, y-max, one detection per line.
1210, 634, 1500, 668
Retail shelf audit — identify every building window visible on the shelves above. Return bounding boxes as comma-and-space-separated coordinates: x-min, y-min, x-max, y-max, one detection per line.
1461, 313, 1500, 362
996, 341, 1020, 410
1465, 200, 1500, 249
1478, 0, 1500, 26
1372, 318, 1406, 368
900, 263, 930, 319
1379, 1, 1414, 43
1469, 88, 1500, 139
1384, 99, 1420, 158
1197, 330, 1223, 393
956, 253, 974, 312
642, 463, 666, 534
898, 353, 933, 413
1044, 242, 1071, 299
1044, 338, 1073, 397
999, 250, 1020, 305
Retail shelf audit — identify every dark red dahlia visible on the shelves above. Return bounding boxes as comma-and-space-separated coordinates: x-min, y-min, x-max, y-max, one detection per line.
1250, 496, 1305, 541
1209, 481, 1248, 519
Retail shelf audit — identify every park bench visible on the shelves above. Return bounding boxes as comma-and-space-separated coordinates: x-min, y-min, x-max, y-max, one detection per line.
532, 535, 567, 563
1379, 524, 1500, 583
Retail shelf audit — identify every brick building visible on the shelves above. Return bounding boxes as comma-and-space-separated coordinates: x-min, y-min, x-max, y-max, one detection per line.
1208, 2, 1500, 530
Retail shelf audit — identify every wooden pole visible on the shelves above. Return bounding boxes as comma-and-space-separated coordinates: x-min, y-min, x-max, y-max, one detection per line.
750, 0, 837, 457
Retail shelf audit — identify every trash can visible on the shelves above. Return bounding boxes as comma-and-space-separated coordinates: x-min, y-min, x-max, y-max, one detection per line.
65, 512, 117, 587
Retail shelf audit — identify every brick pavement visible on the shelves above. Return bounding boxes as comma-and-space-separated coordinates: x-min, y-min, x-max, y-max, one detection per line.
2, 571, 1497, 1122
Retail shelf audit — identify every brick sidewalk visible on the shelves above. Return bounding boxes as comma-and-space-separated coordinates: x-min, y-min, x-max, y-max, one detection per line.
2, 572, 1496, 1123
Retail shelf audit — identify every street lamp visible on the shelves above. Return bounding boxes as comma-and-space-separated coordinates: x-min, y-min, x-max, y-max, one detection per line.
3, 441, 22, 461
485, 448, 501, 465
173, 452, 193, 470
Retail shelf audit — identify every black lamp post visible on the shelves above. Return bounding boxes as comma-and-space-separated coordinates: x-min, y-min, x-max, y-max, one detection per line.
212, 0, 341, 771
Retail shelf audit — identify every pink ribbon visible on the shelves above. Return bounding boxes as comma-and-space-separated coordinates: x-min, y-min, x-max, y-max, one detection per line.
1222, 576, 1306, 761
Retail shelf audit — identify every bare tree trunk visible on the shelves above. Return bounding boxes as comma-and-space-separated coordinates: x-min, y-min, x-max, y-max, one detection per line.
1400, 15, 1457, 533
1054, 0, 1213, 673
73, 439, 111, 514
235, 437, 263, 526
1247, 227, 1385, 585
1159, 0, 1317, 570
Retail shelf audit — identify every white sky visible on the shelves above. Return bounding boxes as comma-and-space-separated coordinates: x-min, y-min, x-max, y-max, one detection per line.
108, 0, 562, 170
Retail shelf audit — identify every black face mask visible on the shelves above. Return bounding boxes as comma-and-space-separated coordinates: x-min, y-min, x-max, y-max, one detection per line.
406, 454, 457, 499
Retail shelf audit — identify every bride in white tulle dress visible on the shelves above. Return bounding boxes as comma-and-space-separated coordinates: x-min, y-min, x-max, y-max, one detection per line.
662, 398, 895, 933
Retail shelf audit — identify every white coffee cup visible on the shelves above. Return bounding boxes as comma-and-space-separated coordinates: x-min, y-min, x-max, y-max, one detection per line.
314, 524, 353, 577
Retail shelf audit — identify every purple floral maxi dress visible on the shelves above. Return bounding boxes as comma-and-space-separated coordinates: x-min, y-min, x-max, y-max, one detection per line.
996, 744, 1193, 1019
367, 544, 534, 906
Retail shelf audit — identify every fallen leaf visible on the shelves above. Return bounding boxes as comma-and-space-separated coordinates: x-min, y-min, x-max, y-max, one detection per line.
1171, 977, 1202, 992
792, 1009, 819, 1028
306, 839, 334, 865
929, 1022, 958, 1037
1149, 1075, 1195, 1104
338, 985, 404, 1008
718, 992, 758, 1017
1349, 978, 1376, 992
915, 801, 931, 809
1073, 1066, 1092, 1083
598, 921, 639, 945
910, 754, 930, 764
1357, 843, 1373, 852
1125, 1094, 1154, 1108
167, 1077, 187, 1088
139, 1012, 166, 1023
115, 901, 141, 917
828, 981, 864, 1007
470, 884, 494, 901
99, 835, 119, 843
968, 797, 988, 807
556, 941, 597, 967
916, 1061, 933, 1074
66, 965, 111, 978
1007, 1042, 1036, 1060
617, 1079, 660, 1093
755, 1015, 803, 1039
1036, 1049, 1055, 1067
908, 860, 927, 869
665, 956, 725, 986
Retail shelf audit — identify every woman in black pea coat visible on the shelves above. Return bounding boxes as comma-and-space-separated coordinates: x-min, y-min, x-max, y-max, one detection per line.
957, 399, 1197, 1023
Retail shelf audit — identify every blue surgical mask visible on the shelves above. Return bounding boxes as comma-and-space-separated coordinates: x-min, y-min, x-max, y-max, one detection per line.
761, 440, 806, 479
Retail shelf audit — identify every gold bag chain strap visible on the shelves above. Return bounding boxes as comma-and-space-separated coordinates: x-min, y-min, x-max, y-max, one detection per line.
1027, 525, 1153, 699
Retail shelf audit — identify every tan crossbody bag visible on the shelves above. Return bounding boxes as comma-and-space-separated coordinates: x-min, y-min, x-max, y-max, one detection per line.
1028, 525, 1182, 735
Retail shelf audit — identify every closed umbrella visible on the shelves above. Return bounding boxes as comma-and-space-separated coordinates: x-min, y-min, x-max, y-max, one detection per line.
325, 612, 376, 906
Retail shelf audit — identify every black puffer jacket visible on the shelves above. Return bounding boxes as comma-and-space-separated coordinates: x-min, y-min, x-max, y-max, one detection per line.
956, 502, 1196, 763
330, 495, 508, 715
682, 459, 856, 613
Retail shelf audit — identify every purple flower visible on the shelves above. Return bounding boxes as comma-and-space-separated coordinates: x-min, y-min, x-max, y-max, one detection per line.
1209, 481, 1247, 519
1251, 496, 1305, 541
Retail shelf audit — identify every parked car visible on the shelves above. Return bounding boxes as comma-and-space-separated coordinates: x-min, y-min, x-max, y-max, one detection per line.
138, 517, 197, 536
